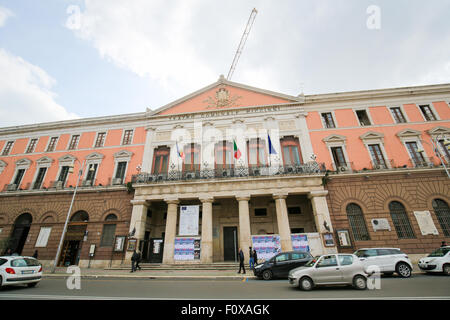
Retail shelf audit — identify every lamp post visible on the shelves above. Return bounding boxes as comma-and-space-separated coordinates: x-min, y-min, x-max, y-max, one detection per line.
417, 134, 450, 179
51, 159, 88, 273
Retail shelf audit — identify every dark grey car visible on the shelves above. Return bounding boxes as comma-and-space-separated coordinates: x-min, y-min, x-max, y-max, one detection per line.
253, 251, 313, 280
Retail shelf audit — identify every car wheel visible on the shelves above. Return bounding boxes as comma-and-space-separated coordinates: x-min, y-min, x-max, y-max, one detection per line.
396, 262, 412, 278
27, 282, 38, 288
299, 277, 314, 291
353, 275, 367, 290
443, 264, 450, 276
262, 270, 273, 280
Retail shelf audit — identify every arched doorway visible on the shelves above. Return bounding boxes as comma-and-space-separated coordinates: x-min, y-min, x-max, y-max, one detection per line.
8, 213, 33, 255
58, 211, 89, 266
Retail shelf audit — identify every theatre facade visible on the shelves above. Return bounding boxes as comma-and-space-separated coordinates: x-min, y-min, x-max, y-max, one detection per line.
0, 76, 449, 267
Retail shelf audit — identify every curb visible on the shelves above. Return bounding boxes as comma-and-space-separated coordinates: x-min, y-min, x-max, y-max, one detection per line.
42, 274, 258, 280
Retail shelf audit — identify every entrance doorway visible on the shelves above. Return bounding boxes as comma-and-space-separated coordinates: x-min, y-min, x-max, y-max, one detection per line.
223, 226, 238, 261
8, 213, 32, 255
59, 210, 89, 266
148, 238, 164, 263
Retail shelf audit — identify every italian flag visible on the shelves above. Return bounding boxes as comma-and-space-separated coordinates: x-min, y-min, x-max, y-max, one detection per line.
233, 140, 241, 159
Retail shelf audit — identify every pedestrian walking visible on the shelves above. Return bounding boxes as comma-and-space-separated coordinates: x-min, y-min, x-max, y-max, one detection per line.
136, 250, 142, 270
32, 250, 38, 259
253, 249, 258, 265
237, 248, 246, 274
249, 246, 255, 269
130, 249, 139, 273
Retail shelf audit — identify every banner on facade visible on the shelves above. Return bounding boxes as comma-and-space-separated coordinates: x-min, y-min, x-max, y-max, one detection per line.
291, 234, 310, 252
179, 205, 199, 236
174, 237, 201, 261
251, 235, 281, 261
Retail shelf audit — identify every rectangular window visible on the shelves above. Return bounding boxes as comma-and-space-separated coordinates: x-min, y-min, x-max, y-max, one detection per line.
68, 135, 80, 150
438, 139, 450, 161
368, 144, 387, 168
47, 137, 58, 152
58, 166, 70, 184
33, 167, 47, 189
2, 141, 14, 155
122, 130, 133, 145
331, 146, 346, 168
100, 224, 117, 247
356, 110, 371, 126
13, 169, 25, 186
26, 139, 38, 153
321, 113, 336, 128
35, 227, 52, 248
153, 147, 170, 175
248, 139, 267, 167
95, 132, 106, 148
419, 105, 436, 121
405, 141, 425, 166
281, 137, 302, 166
288, 207, 302, 215
115, 161, 127, 181
390, 107, 407, 123
254, 208, 267, 216
85, 163, 98, 184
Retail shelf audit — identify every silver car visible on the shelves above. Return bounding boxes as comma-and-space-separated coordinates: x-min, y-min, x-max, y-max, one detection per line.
288, 254, 368, 290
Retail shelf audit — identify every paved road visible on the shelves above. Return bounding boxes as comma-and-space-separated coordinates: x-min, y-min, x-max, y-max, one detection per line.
0, 274, 449, 300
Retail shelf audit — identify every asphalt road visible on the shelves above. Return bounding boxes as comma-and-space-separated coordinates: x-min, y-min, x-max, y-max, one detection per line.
0, 274, 449, 300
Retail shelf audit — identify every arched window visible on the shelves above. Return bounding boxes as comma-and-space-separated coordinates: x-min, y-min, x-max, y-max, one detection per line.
432, 199, 450, 237
389, 201, 415, 239
70, 211, 89, 222
100, 214, 117, 247
346, 203, 370, 241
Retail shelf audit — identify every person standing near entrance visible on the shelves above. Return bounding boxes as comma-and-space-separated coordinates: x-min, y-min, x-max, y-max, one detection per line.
237, 248, 246, 274
249, 246, 255, 269
131, 249, 139, 273
253, 249, 258, 266
136, 250, 142, 271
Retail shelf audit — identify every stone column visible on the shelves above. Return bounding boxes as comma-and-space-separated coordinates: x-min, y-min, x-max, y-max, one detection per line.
308, 190, 337, 254
273, 193, 293, 251
141, 126, 156, 173
295, 112, 315, 163
236, 194, 251, 263
126, 199, 149, 261
162, 198, 179, 264
200, 196, 214, 263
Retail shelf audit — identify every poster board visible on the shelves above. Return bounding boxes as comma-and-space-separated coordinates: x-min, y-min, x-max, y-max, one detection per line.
35, 227, 52, 248
413, 211, 439, 235
336, 229, 352, 248
114, 236, 126, 252
291, 234, 310, 252
251, 235, 281, 261
174, 237, 201, 261
127, 238, 137, 251
322, 233, 335, 247
179, 205, 199, 236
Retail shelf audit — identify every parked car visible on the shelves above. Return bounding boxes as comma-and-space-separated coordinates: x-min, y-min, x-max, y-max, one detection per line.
0, 256, 43, 288
353, 248, 413, 278
418, 246, 450, 275
253, 251, 313, 280
288, 254, 368, 290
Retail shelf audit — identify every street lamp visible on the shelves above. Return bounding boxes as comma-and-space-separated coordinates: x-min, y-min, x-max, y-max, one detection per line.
51, 159, 90, 273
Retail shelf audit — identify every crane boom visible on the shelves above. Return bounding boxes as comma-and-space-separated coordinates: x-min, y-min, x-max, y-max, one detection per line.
227, 8, 258, 80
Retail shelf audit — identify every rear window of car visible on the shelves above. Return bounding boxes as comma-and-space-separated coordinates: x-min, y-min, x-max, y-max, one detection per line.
377, 249, 392, 256
0, 258, 7, 266
389, 249, 403, 255
11, 258, 40, 267
275, 254, 289, 262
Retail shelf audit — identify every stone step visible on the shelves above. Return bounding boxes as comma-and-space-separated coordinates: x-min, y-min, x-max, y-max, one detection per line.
106, 263, 241, 271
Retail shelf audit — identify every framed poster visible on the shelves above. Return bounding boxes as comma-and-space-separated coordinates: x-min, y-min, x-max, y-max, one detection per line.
35, 227, 52, 248
179, 205, 199, 236
322, 232, 335, 247
127, 238, 137, 251
336, 229, 352, 248
114, 235, 126, 252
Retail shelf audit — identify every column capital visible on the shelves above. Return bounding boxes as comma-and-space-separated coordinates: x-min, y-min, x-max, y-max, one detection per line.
145, 126, 156, 132
199, 196, 214, 203
164, 198, 179, 205
273, 193, 288, 200
235, 194, 251, 202
130, 199, 149, 206
308, 190, 329, 199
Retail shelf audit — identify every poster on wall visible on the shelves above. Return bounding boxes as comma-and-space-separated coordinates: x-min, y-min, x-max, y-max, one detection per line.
291, 234, 310, 252
413, 211, 439, 235
174, 237, 201, 261
251, 235, 281, 262
179, 205, 199, 236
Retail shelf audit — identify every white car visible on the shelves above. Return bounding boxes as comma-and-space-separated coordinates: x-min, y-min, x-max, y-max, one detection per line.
0, 256, 43, 288
354, 248, 413, 278
418, 246, 450, 275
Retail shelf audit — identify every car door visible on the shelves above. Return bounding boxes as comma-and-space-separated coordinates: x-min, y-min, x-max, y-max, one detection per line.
273, 253, 291, 277
312, 255, 342, 284
338, 255, 357, 283
375, 249, 392, 272
357, 249, 378, 270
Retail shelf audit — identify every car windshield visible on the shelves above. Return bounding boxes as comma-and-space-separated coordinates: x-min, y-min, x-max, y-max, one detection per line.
354, 250, 366, 257
304, 258, 317, 267
428, 248, 450, 257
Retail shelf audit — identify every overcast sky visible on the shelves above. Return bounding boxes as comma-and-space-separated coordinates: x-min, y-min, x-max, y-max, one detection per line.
0, 0, 449, 128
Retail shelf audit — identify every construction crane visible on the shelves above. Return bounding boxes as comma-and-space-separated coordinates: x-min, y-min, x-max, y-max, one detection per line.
227, 8, 258, 81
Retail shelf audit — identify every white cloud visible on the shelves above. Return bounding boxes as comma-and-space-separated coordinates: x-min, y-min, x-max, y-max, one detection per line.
0, 49, 79, 127
0, 6, 13, 27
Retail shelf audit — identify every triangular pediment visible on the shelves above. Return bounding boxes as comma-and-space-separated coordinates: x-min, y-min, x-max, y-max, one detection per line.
0, 160, 7, 167
15, 158, 31, 166
396, 129, 422, 137
85, 152, 104, 161
428, 126, 450, 135
323, 134, 347, 143
36, 156, 54, 165
114, 150, 133, 160
58, 154, 77, 164
360, 131, 384, 140
150, 76, 301, 116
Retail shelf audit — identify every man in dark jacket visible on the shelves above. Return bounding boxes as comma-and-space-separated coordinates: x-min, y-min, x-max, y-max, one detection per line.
136, 250, 142, 270
253, 249, 258, 265
131, 249, 139, 273
249, 246, 255, 269
237, 248, 246, 274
